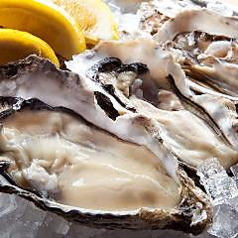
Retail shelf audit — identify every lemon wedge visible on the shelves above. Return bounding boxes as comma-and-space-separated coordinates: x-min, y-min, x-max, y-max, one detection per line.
0, 0, 86, 60
51, 0, 119, 45
0, 29, 60, 66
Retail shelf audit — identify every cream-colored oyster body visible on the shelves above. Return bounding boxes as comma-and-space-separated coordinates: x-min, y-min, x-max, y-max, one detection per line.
1, 109, 180, 211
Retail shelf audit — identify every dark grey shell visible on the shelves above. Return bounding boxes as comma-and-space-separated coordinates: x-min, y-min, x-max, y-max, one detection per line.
0, 56, 212, 235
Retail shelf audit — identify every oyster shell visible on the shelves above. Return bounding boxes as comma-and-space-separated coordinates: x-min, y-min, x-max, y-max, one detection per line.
164, 19, 238, 149
138, 5, 238, 150
67, 40, 238, 169
154, 9, 238, 44
137, 0, 238, 98
0, 96, 211, 234
0, 55, 180, 179
138, 0, 238, 36
149, 6, 238, 99
0, 98, 181, 211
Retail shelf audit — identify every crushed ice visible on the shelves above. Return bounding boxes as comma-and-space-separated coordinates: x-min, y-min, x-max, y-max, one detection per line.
197, 158, 238, 238
104, 0, 151, 40
0, 194, 193, 238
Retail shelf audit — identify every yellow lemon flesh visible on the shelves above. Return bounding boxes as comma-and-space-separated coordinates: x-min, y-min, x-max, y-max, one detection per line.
0, 29, 59, 66
0, 0, 86, 60
51, 0, 119, 45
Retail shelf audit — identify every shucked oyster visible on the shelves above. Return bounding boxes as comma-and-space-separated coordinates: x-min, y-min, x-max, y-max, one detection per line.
67, 39, 238, 170
146, 6, 238, 149
137, 0, 238, 101
138, 0, 238, 36
0, 98, 180, 211
150, 7, 238, 99
0, 56, 211, 234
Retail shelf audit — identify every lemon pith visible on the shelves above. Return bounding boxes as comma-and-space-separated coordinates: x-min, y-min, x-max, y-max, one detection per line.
0, 29, 60, 66
0, 0, 86, 60
51, 0, 119, 45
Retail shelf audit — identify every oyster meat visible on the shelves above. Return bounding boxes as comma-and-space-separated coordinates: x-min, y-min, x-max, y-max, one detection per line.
0, 99, 180, 211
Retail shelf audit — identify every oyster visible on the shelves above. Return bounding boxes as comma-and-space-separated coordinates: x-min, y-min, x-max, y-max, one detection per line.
0, 98, 180, 211
138, 6, 238, 150
0, 62, 212, 233
138, 0, 238, 36
154, 9, 238, 44
150, 7, 238, 98
137, 1, 238, 99
159, 11, 238, 149
0, 55, 180, 179
67, 40, 238, 169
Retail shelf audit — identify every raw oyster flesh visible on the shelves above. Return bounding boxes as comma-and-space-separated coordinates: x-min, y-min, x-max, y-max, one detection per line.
0, 98, 180, 211
0, 56, 212, 234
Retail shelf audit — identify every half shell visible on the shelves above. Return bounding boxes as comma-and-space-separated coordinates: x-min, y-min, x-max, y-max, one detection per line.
0, 56, 212, 234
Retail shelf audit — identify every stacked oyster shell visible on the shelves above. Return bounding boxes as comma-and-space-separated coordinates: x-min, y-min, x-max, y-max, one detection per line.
0, 0, 238, 235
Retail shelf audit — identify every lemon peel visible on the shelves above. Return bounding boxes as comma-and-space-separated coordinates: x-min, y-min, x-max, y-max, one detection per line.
0, 29, 60, 66
0, 0, 86, 60
51, 0, 119, 45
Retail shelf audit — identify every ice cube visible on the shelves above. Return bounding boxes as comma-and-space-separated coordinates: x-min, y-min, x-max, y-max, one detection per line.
10, 221, 38, 238
230, 164, 238, 188
231, 164, 238, 179
104, 0, 142, 13
0, 194, 18, 237
119, 14, 141, 34
0, 193, 17, 217
197, 159, 238, 237
104, 0, 121, 16
66, 224, 105, 238
197, 158, 238, 205
38, 212, 70, 236
52, 216, 70, 235
9, 198, 46, 238
205, 177, 238, 205
197, 158, 227, 183
208, 204, 238, 238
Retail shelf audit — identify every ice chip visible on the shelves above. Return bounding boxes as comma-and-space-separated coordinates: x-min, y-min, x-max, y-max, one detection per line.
206, 177, 238, 205
0, 193, 17, 217
197, 158, 238, 205
119, 14, 141, 34
10, 221, 37, 238
67, 224, 106, 238
53, 217, 70, 235
104, 0, 142, 13
230, 164, 238, 188
197, 158, 227, 182
231, 164, 238, 178
208, 204, 238, 238
38, 212, 70, 236
197, 159, 238, 237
